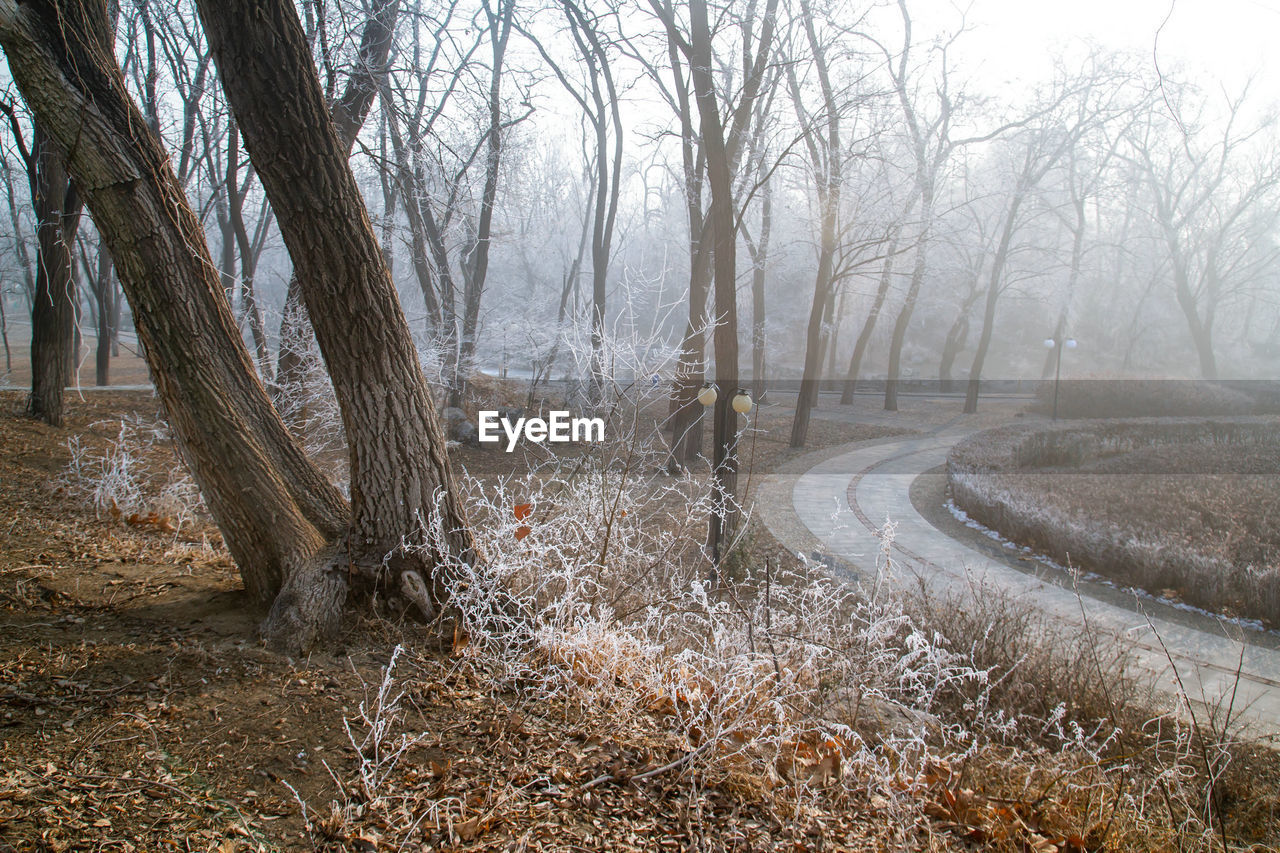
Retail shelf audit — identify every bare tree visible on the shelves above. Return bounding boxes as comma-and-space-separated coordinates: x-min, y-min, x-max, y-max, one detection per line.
378, 0, 519, 408
7, 112, 82, 426
647, 0, 779, 563
786, 0, 845, 448
1122, 82, 1280, 379
0, 0, 478, 653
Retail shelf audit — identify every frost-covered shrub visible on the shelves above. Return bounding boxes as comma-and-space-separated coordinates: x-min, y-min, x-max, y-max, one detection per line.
61, 416, 206, 532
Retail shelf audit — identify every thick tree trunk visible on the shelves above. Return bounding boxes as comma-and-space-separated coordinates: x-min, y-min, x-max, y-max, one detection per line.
195, 0, 476, 605
0, 0, 350, 643
273, 0, 399, 413
27, 125, 82, 426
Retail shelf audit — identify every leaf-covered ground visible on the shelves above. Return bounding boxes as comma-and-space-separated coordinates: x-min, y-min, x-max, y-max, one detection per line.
0, 390, 927, 851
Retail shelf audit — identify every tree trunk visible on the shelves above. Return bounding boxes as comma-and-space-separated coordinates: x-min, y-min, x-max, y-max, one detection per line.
885, 182, 932, 412
841, 227, 899, 404
0, 0, 350, 647
940, 280, 981, 393
26, 125, 82, 426
689, 0, 747, 566
1170, 257, 1218, 379
273, 0, 400, 412
667, 246, 710, 471
1042, 196, 1085, 380
787, 0, 840, 449
1, 292, 10, 375
963, 193, 1023, 414
749, 180, 771, 403
195, 0, 476, 617
789, 208, 836, 448
93, 234, 113, 386
938, 314, 969, 393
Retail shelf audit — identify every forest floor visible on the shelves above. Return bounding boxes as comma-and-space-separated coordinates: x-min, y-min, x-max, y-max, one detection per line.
0, 389, 934, 851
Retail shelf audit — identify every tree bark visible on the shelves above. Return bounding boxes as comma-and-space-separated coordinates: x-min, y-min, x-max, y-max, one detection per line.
274, 0, 400, 411
26, 125, 82, 426
195, 0, 476, 613
0, 0, 350, 642
92, 232, 113, 386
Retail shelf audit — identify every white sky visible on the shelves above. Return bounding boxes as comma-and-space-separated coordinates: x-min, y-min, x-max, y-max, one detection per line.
951, 0, 1279, 101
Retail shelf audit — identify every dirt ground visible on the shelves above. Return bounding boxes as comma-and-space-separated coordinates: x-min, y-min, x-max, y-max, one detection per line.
0, 333, 153, 390
0, 389, 915, 851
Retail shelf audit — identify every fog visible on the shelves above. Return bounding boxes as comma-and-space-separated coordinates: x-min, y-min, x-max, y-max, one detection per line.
2, 0, 1279, 393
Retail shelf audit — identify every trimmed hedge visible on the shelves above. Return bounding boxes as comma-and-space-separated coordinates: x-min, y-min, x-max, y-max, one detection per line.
948, 418, 1280, 628
1029, 379, 1268, 419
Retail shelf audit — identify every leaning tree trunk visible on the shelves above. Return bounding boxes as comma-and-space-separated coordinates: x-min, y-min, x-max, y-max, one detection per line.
27, 125, 82, 426
273, 0, 399, 416
195, 0, 476, 618
0, 0, 350, 644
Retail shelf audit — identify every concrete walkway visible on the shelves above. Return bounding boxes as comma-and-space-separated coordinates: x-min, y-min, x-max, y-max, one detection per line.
758, 396, 1280, 736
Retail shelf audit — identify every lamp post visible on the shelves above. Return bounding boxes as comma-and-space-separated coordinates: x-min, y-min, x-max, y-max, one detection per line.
702, 386, 752, 574
1043, 337, 1076, 421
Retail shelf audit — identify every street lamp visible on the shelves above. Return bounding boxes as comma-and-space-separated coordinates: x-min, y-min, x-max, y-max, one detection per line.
697, 382, 718, 407
1043, 337, 1077, 421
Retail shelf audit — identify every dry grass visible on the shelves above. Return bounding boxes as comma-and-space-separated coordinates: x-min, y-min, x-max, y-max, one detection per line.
949, 418, 1280, 628
4, 390, 1280, 850
1030, 379, 1274, 419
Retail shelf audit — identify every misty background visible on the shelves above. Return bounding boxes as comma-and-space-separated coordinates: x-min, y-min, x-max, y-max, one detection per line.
2, 0, 1278, 391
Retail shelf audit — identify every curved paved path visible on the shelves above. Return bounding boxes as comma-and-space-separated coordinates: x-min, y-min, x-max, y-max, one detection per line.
759, 400, 1280, 736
